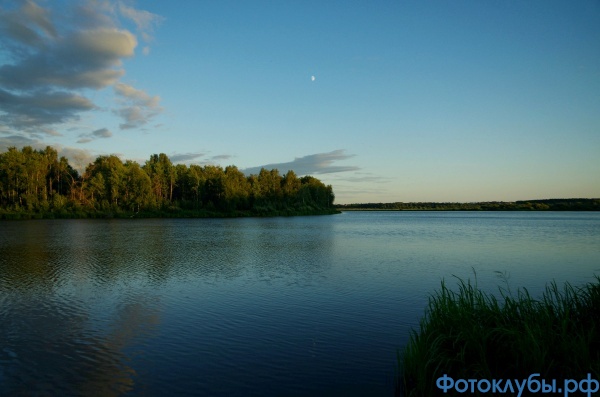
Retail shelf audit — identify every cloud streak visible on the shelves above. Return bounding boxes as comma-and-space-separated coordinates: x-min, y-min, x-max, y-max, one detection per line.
210, 154, 233, 161
243, 150, 359, 176
333, 172, 391, 183
77, 128, 113, 144
118, 3, 164, 43
170, 152, 206, 163
114, 83, 162, 129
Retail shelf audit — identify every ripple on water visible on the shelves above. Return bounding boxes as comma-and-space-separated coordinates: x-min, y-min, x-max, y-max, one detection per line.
1, 214, 599, 395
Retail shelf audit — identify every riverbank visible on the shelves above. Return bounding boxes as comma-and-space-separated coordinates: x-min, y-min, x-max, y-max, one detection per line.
397, 275, 600, 396
0, 207, 341, 220
338, 198, 600, 211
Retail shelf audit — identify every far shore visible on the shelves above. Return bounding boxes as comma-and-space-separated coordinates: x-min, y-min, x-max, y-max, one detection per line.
336, 198, 599, 212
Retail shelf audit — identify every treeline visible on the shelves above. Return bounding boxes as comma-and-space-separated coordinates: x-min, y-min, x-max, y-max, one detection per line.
0, 146, 337, 219
336, 199, 600, 211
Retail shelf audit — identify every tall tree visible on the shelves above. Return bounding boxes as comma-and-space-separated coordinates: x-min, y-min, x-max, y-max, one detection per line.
184, 164, 206, 208
223, 165, 249, 211
123, 160, 152, 211
143, 153, 176, 206
281, 170, 301, 204
83, 155, 126, 207
203, 165, 225, 209
257, 168, 282, 205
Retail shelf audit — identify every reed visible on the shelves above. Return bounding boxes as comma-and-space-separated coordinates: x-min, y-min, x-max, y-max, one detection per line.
397, 274, 600, 396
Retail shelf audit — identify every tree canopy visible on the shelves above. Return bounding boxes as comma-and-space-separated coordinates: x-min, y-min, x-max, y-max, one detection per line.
0, 146, 337, 219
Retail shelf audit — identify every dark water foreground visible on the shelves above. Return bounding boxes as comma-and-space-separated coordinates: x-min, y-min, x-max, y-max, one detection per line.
1, 212, 599, 396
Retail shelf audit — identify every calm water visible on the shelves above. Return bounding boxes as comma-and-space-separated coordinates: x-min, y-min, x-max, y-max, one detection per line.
1, 211, 599, 396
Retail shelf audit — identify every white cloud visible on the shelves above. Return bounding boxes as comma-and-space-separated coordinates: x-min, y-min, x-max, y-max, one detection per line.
56, 145, 96, 172
0, 1, 163, 135
21, 0, 57, 39
170, 152, 206, 163
211, 154, 233, 161
0, 88, 95, 129
118, 3, 163, 43
114, 83, 160, 108
243, 150, 359, 175
92, 127, 112, 138
77, 127, 113, 144
114, 83, 162, 129
0, 26, 137, 91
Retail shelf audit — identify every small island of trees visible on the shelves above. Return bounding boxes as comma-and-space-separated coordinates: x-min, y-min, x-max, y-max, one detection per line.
0, 146, 337, 219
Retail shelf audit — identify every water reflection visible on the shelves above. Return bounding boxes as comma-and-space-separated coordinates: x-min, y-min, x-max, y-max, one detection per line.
0, 221, 167, 396
0, 213, 598, 396
0, 218, 338, 395
0, 289, 161, 396
0, 218, 336, 289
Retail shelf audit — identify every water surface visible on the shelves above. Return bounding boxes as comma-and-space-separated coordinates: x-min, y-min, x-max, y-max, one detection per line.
1, 212, 599, 396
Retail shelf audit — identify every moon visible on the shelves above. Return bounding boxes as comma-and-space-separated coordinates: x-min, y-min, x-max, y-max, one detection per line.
311, 75, 315, 82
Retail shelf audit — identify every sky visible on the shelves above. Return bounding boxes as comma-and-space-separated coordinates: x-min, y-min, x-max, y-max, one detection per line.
0, 0, 599, 204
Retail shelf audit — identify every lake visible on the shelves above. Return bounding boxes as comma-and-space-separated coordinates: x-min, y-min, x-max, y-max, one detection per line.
1, 211, 599, 396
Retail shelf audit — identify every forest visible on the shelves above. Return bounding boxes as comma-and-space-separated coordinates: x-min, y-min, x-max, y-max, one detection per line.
336, 199, 600, 211
0, 146, 337, 219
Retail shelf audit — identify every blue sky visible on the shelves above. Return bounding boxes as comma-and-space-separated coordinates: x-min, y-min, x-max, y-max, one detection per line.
1, 1, 598, 203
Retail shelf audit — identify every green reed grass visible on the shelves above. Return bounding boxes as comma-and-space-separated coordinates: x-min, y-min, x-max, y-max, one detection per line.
397, 274, 600, 396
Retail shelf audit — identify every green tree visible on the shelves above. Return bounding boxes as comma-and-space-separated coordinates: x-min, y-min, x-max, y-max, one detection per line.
203, 165, 225, 209
299, 176, 333, 208
173, 163, 188, 203
281, 170, 301, 204
0, 147, 26, 207
256, 168, 282, 205
143, 153, 176, 206
123, 160, 152, 211
0, 145, 338, 217
88, 172, 106, 203
223, 165, 250, 211
54, 156, 79, 200
182, 164, 206, 209
83, 155, 126, 208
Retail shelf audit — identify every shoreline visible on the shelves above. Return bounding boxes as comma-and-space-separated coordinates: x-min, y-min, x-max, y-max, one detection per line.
336, 198, 599, 212
0, 208, 341, 220
338, 208, 598, 211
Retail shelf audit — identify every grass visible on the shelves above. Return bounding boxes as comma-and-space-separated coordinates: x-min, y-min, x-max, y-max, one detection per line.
397, 272, 600, 396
